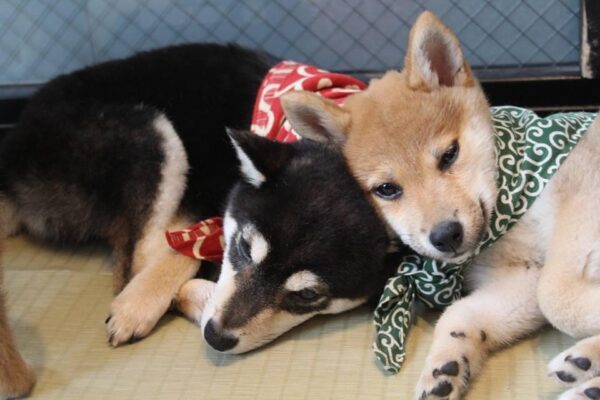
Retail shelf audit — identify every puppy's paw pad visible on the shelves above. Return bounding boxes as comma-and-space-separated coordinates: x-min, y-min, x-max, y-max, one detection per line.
430, 381, 453, 397
558, 377, 600, 400
549, 342, 600, 385
584, 387, 600, 400
417, 379, 456, 400
555, 370, 577, 383
567, 356, 592, 371
416, 358, 469, 400
433, 361, 460, 377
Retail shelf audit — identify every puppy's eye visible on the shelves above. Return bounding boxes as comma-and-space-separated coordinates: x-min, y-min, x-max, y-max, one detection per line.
374, 183, 403, 200
439, 141, 459, 170
237, 235, 251, 261
295, 288, 320, 302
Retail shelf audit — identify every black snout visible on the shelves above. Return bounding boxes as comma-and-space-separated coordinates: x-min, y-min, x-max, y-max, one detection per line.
204, 319, 239, 352
429, 221, 464, 253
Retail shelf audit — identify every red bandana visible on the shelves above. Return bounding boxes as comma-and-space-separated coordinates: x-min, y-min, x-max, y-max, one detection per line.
166, 61, 367, 260
165, 217, 225, 262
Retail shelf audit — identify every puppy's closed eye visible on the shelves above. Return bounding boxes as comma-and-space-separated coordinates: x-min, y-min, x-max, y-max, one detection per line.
237, 235, 251, 262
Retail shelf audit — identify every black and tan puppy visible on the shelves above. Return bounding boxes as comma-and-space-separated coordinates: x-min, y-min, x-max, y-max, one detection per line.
0, 44, 391, 397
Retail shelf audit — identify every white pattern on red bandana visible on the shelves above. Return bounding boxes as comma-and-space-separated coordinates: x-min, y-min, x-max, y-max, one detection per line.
165, 217, 224, 262
250, 61, 367, 143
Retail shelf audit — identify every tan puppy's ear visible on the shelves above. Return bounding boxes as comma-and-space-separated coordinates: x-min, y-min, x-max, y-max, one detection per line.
280, 91, 350, 146
404, 11, 474, 91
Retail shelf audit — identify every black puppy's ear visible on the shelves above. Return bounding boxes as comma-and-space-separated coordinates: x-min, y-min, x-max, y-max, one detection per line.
227, 128, 295, 187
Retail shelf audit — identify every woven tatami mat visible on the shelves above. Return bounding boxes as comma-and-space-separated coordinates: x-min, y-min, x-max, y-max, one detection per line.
4, 235, 572, 399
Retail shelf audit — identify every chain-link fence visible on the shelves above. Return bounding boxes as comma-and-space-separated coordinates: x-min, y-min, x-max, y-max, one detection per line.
0, 0, 581, 85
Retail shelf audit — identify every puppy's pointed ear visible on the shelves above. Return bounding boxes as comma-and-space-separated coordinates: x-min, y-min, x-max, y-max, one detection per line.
404, 11, 474, 91
227, 128, 295, 187
280, 91, 350, 146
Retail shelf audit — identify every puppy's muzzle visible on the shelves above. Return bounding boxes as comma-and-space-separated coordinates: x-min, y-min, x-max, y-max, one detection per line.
204, 319, 238, 352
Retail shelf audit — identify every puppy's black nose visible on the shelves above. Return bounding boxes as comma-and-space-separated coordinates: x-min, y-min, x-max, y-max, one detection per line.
429, 221, 464, 253
204, 319, 238, 352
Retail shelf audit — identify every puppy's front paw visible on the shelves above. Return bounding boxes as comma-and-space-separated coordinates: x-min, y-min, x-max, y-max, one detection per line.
175, 279, 215, 322
416, 331, 485, 400
106, 289, 169, 346
549, 336, 600, 386
558, 376, 600, 400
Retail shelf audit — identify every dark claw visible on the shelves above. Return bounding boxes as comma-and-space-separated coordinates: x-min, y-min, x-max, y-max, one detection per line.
480, 330, 487, 342
450, 331, 466, 338
105, 315, 112, 324
108, 333, 114, 344
584, 387, 600, 400
418, 391, 427, 400
556, 371, 576, 383
430, 381, 453, 397
128, 335, 140, 344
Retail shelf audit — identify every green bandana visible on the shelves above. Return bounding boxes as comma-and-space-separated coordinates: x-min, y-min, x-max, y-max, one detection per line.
373, 106, 597, 374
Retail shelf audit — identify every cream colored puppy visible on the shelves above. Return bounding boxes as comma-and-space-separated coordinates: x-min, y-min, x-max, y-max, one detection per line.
281, 11, 600, 400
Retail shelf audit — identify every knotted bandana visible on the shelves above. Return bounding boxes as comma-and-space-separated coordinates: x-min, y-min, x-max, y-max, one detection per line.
374, 106, 596, 374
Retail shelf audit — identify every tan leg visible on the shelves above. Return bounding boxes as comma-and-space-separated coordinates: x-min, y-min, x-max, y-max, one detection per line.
0, 268, 35, 399
174, 279, 215, 323
537, 114, 600, 338
107, 227, 134, 295
537, 200, 600, 338
106, 215, 201, 346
